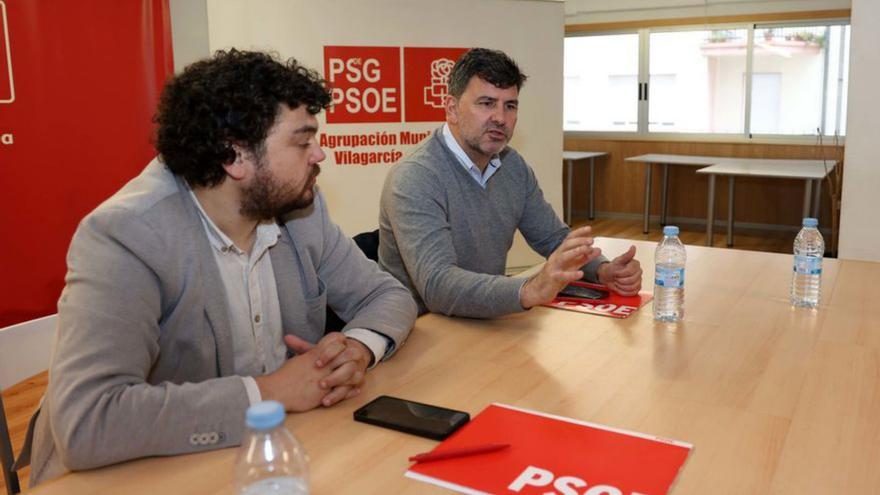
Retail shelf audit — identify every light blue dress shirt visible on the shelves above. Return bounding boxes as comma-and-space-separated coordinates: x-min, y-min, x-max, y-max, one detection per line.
442, 123, 502, 188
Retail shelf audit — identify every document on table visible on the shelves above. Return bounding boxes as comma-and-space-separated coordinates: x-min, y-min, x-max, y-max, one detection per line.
543, 281, 653, 319
406, 403, 692, 495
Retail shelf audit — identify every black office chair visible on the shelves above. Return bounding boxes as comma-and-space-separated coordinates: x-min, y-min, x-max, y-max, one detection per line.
325, 230, 381, 333
0, 391, 21, 495
351, 229, 380, 264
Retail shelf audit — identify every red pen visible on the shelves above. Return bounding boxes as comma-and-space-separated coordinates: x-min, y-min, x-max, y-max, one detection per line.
408, 443, 510, 463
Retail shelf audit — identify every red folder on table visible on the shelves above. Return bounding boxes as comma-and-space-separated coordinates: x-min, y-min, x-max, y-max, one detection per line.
405, 403, 692, 495
543, 281, 652, 319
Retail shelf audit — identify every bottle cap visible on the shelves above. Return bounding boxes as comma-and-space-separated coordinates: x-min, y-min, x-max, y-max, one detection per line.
246, 400, 285, 430
803, 218, 818, 228
663, 226, 680, 236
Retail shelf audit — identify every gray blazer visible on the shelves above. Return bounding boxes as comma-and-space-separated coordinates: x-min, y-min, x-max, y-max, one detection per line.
27, 159, 417, 485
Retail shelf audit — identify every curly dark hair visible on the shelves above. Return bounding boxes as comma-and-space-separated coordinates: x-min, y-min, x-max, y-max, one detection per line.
155, 49, 332, 187
448, 48, 527, 98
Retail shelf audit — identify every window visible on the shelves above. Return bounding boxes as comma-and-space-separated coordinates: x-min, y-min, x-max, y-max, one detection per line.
751, 25, 825, 135
563, 19, 850, 139
649, 29, 748, 133
823, 24, 850, 137
749, 73, 782, 134
564, 34, 639, 132
607, 75, 638, 128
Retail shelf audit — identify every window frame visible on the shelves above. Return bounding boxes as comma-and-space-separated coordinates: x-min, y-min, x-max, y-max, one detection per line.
563, 16, 851, 144
564, 28, 642, 134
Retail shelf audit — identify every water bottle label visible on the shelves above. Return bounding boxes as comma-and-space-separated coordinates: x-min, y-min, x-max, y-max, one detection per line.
655, 267, 684, 288
793, 255, 822, 275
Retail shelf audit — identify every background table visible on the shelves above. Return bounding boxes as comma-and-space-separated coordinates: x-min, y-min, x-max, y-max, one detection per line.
563, 151, 607, 224
29, 238, 880, 494
697, 159, 837, 247
624, 154, 726, 234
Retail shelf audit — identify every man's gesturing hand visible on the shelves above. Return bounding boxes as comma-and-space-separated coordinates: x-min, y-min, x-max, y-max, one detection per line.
597, 245, 643, 296
520, 226, 603, 309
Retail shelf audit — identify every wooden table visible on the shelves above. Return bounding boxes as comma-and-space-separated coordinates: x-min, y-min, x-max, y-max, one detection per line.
696, 159, 837, 247
563, 151, 607, 224
28, 238, 880, 494
624, 154, 727, 234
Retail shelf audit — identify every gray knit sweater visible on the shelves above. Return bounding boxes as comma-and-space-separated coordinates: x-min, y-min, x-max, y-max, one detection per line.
379, 127, 607, 318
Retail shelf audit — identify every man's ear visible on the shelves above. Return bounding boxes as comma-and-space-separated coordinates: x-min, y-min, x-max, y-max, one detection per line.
223, 143, 249, 181
444, 95, 459, 125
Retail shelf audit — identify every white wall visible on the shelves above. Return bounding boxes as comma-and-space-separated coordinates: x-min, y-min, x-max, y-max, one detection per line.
838, 0, 880, 262
168, 0, 209, 74
566, 0, 850, 24
202, 0, 564, 269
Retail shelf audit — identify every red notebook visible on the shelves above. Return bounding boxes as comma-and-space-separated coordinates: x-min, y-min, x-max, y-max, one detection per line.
406, 403, 692, 495
543, 281, 653, 319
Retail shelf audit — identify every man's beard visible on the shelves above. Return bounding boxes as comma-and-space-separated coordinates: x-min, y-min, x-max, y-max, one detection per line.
239, 160, 319, 220
465, 124, 509, 157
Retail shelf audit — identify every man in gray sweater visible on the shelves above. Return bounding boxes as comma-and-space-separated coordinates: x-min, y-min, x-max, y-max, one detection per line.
379, 48, 642, 318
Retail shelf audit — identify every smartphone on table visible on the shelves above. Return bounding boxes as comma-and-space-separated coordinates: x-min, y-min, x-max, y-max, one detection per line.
557, 283, 609, 300
353, 395, 470, 440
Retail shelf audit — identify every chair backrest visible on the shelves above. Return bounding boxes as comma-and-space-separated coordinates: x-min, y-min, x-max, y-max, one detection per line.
1, 391, 21, 494
352, 229, 380, 263
0, 314, 56, 390
0, 314, 56, 494
325, 230, 381, 333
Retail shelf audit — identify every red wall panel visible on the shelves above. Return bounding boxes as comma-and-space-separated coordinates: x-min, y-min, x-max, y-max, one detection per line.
0, 0, 173, 327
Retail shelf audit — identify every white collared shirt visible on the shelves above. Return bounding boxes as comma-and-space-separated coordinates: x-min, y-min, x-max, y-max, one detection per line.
442, 123, 502, 188
190, 190, 285, 405
189, 191, 388, 405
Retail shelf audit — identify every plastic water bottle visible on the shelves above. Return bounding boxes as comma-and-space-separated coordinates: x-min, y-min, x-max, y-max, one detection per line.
654, 226, 686, 322
790, 218, 824, 308
234, 401, 309, 495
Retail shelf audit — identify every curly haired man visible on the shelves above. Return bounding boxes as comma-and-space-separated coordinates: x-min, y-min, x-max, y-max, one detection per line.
22, 50, 417, 485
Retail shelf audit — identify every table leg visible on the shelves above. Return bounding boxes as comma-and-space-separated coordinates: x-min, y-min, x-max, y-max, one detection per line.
706, 174, 716, 247
727, 177, 735, 247
643, 164, 653, 234
661, 163, 670, 226
566, 159, 573, 226
802, 179, 812, 221
811, 178, 822, 219
589, 157, 596, 220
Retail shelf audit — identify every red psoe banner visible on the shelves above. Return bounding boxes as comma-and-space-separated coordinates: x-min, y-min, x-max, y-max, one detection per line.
324, 46, 401, 124
323, 45, 468, 125
403, 47, 468, 122
0, 0, 173, 327
0, 1, 13, 103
